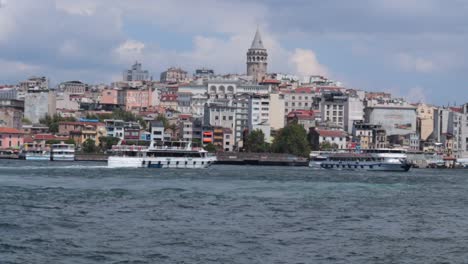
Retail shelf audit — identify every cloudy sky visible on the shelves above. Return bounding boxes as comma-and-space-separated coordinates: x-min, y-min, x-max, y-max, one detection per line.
0, 0, 467, 105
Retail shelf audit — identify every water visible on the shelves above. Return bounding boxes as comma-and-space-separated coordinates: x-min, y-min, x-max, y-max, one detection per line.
0, 160, 467, 264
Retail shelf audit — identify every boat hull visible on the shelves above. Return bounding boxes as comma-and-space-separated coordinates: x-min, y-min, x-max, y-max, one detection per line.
25, 155, 51, 161
108, 156, 216, 169
318, 161, 411, 172
51, 155, 75, 161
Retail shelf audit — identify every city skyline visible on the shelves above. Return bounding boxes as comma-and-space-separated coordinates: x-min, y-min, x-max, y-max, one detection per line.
0, 0, 467, 105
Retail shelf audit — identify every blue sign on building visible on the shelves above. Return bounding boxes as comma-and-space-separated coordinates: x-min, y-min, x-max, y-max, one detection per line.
79, 118, 100, 123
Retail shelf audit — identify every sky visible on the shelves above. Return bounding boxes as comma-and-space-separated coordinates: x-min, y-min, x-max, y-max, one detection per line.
0, 0, 467, 105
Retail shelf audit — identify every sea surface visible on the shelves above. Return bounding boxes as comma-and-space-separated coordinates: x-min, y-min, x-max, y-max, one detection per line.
0, 160, 467, 264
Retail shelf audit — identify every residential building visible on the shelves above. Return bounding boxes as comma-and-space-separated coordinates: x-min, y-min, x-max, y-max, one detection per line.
287, 110, 315, 130
283, 87, 317, 114
269, 93, 285, 130
59, 81, 86, 95
150, 120, 170, 142
0, 127, 24, 149
105, 119, 125, 139
352, 122, 386, 149
203, 103, 236, 130
309, 128, 347, 150
320, 92, 347, 129
58, 121, 106, 146
20, 76, 48, 91
160, 67, 188, 83
248, 95, 271, 142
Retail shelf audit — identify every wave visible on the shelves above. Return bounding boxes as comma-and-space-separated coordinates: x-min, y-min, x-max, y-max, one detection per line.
0, 165, 110, 170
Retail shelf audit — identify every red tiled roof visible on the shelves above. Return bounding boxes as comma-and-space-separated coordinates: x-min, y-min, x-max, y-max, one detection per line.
179, 114, 192, 119
34, 134, 57, 140
261, 79, 281, 84
0, 127, 24, 134
449, 107, 462, 113
59, 121, 105, 126
316, 129, 347, 138
287, 110, 315, 119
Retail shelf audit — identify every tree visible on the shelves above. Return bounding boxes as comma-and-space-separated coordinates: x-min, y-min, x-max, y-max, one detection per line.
271, 123, 310, 157
39, 114, 76, 133
82, 139, 97, 153
22, 118, 32, 125
98, 136, 120, 151
319, 141, 338, 151
244, 129, 270, 153
155, 115, 170, 129
204, 143, 217, 153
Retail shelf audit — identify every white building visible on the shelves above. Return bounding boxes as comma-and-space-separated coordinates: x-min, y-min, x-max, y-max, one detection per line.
203, 103, 236, 130
365, 99, 417, 136
345, 96, 364, 134
320, 92, 347, 129
24, 90, 56, 124
248, 95, 271, 142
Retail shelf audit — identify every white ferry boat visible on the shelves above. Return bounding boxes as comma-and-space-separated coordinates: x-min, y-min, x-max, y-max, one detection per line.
51, 143, 75, 161
108, 141, 217, 169
310, 148, 411, 172
21, 143, 51, 161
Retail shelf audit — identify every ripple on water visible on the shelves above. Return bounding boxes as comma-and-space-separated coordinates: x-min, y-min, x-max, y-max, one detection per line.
1, 162, 468, 263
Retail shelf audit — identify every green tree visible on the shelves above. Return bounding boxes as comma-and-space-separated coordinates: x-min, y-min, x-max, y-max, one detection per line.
204, 143, 218, 153
82, 138, 97, 153
244, 129, 270, 153
22, 118, 32, 125
271, 123, 310, 157
65, 138, 76, 145
98, 136, 120, 151
39, 114, 76, 133
155, 115, 170, 129
319, 141, 338, 151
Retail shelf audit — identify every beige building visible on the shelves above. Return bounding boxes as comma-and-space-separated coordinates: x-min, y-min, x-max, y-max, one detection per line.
269, 93, 285, 131
416, 103, 435, 142
160, 67, 188, 83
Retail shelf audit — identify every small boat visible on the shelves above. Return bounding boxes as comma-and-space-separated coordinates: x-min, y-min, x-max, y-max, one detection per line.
51, 143, 75, 161
108, 141, 217, 169
314, 148, 411, 172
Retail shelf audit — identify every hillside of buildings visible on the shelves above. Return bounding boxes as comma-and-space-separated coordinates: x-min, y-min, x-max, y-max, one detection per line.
0, 29, 466, 159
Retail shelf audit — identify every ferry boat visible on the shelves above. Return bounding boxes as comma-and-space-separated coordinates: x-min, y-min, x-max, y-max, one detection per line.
51, 143, 75, 161
310, 148, 411, 172
20, 143, 51, 161
108, 141, 217, 169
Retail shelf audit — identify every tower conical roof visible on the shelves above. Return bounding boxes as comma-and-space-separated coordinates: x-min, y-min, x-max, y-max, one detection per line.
250, 28, 265, 50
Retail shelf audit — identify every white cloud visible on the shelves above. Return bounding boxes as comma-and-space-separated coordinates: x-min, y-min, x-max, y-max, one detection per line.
395, 53, 436, 73
289, 48, 328, 77
55, 0, 98, 16
115, 40, 145, 57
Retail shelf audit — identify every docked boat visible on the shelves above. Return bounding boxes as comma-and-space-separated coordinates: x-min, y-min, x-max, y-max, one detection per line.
20, 143, 51, 161
51, 143, 75, 161
310, 148, 411, 172
108, 141, 217, 169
